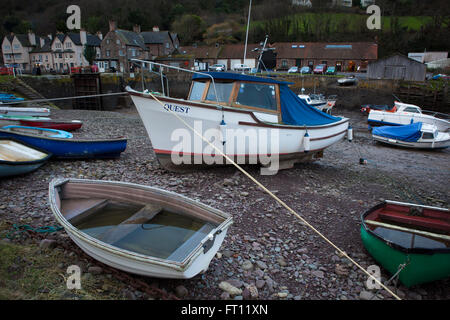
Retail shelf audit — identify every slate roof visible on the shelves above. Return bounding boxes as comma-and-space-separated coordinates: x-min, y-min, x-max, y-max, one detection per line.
273, 42, 378, 60
114, 29, 147, 50
66, 33, 102, 46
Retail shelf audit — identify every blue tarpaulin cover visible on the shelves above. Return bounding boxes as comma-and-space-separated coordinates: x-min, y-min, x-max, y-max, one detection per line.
372, 122, 423, 142
278, 85, 341, 126
192, 72, 342, 126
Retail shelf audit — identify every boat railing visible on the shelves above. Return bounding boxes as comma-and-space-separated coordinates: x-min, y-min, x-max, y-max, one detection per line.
421, 109, 450, 120
130, 59, 219, 104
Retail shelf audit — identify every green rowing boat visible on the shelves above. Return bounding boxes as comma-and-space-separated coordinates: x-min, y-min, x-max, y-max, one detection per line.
361, 200, 450, 287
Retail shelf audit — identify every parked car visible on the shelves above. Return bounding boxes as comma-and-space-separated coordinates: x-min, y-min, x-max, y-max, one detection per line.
233, 64, 251, 72
313, 64, 327, 74
288, 66, 299, 73
209, 64, 226, 72
300, 66, 312, 74
325, 66, 336, 75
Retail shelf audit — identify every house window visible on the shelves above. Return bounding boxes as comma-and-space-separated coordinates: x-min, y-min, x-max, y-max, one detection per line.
66, 42, 72, 48
321, 61, 327, 65
14, 44, 20, 49
4, 45, 10, 50
116, 39, 120, 45
119, 50, 124, 56
106, 50, 110, 57
281, 60, 288, 68
106, 39, 111, 44
165, 42, 169, 49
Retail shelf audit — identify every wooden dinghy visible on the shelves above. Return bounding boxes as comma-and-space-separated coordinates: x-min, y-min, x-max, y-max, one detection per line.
49, 178, 233, 279
0, 138, 52, 178
361, 200, 450, 287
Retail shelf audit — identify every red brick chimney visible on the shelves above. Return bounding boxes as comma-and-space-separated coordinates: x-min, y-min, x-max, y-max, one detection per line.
133, 24, 141, 33
109, 20, 116, 32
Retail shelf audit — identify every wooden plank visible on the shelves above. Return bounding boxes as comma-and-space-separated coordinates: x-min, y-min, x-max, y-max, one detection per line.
365, 220, 450, 241
378, 212, 450, 233
62, 198, 108, 222
97, 203, 163, 244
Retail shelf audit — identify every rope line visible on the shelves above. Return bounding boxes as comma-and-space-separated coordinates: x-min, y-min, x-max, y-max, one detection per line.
146, 91, 402, 300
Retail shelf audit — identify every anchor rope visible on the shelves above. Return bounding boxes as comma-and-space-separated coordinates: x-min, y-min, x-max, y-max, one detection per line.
146, 91, 402, 300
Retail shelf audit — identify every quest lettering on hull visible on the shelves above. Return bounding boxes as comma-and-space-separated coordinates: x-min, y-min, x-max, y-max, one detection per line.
164, 103, 191, 114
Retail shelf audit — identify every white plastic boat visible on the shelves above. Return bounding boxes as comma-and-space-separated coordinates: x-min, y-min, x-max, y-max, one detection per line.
127, 61, 349, 173
298, 94, 336, 114
372, 122, 450, 149
0, 106, 51, 117
49, 178, 233, 279
368, 101, 450, 132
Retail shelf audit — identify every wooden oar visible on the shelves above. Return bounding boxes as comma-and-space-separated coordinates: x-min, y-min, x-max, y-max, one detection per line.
365, 220, 450, 241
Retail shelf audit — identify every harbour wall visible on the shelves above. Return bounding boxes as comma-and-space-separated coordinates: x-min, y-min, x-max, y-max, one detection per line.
17, 72, 449, 113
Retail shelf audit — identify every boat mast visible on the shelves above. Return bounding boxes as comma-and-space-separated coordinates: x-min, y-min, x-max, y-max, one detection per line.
243, 0, 252, 73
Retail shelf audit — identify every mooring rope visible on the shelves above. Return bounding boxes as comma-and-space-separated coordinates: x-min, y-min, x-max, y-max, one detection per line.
146, 91, 402, 300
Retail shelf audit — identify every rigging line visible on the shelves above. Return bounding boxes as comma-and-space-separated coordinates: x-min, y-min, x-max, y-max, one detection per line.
145, 91, 402, 301
0, 92, 128, 105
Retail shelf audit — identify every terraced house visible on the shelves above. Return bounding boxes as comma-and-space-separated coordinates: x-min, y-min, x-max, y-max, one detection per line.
97, 21, 149, 73
2, 29, 102, 73
2, 31, 42, 71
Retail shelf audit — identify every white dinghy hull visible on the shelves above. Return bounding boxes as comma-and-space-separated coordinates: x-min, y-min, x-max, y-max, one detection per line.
49, 178, 233, 279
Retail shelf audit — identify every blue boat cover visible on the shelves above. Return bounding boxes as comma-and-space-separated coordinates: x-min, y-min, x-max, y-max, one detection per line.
192, 72, 342, 126
278, 85, 341, 126
372, 122, 423, 142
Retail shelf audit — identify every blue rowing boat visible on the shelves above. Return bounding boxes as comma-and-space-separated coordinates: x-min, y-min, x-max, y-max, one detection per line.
0, 138, 52, 178
0, 127, 127, 159
1, 125, 73, 138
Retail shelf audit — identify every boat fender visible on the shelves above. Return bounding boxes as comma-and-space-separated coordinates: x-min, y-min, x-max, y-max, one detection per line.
220, 119, 227, 145
303, 132, 310, 152
347, 125, 353, 142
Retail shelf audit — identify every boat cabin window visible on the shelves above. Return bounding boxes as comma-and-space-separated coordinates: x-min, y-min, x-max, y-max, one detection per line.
235, 82, 277, 111
421, 132, 435, 140
205, 82, 234, 103
188, 81, 206, 101
403, 107, 420, 113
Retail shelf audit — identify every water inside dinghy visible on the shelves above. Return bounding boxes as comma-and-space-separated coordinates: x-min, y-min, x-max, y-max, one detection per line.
63, 199, 217, 262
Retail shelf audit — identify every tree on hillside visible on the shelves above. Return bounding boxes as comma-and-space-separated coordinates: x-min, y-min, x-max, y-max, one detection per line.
83, 45, 97, 66
172, 14, 206, 45
203, 20, 241, 45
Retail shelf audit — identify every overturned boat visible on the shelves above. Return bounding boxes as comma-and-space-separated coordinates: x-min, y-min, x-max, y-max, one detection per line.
372, 122, 450, 149
49, 178, 233, 279
361, 200, 450, 287
127, 61, 349, 173
0, 138, 52, 178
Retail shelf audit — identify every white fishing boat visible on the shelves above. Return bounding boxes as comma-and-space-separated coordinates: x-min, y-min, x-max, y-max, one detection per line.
372, 122, 450, 149
0, 106, 51, 117
127, 60, 350, 173
298, 93, 336, 114
49, 178, 233, 279
368, 101, 450, 132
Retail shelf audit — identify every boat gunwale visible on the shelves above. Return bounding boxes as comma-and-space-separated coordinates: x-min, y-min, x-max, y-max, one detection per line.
361, 201, 450, 255
49, 178, 233, 272
127, 89, 349, 130
0, 137, 52, 165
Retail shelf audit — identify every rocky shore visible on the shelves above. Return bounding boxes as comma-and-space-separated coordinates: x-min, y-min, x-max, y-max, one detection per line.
1, 106, 448, 300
